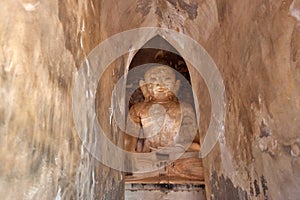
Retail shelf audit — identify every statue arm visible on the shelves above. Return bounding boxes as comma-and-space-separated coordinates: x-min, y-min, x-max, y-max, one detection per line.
124, 105, 141, 152
178, 103, 200, 151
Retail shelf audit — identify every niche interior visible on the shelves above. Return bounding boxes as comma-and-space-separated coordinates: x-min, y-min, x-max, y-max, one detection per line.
124, 35, 206, 199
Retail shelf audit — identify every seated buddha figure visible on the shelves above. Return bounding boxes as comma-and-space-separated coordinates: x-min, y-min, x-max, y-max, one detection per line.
125, 65, 200, 153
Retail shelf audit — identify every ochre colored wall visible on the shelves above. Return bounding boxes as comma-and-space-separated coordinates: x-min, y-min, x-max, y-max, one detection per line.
0, 0, 299, 199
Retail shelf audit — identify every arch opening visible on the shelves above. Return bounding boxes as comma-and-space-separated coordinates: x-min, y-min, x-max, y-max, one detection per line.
124, 36, 206, 200
126, 35, 195, 110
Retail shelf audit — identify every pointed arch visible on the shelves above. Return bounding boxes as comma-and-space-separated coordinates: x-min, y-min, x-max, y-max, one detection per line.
126, 34, 195, 109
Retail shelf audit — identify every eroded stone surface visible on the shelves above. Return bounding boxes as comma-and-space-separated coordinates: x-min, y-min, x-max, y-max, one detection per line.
0, 0, 299, 199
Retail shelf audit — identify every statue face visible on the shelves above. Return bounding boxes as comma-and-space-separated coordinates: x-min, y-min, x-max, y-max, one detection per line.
142, 66, 180, 101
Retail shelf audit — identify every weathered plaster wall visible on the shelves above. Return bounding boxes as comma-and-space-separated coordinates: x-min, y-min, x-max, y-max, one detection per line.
200, 1, 300, 199
0, 0, 123, 199
0, 0, 299, 200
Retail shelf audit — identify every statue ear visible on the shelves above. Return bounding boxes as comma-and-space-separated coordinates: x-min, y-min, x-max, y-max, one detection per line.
139, 80, 150, 101
174, 80, 181, 95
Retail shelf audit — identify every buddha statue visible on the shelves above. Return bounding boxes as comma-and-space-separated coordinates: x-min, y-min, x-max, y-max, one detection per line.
124, 65, 200, 153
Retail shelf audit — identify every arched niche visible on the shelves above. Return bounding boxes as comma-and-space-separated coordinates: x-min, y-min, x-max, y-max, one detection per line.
123, 33, 211, 146
126, 35, 195, 110
123, 34, 209, 184
95, 29, 212, 149
91, 29, 212, 199
94, 30, 211, 167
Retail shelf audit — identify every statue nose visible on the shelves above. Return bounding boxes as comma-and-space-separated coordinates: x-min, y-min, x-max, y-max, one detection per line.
155, 84, 165, 90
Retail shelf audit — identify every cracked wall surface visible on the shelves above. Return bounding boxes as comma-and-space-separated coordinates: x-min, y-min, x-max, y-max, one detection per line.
0, 0, 299, 199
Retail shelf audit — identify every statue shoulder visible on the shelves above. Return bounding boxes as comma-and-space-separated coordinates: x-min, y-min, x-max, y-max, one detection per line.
129, 102, 151, 116
130, 102, 149, 111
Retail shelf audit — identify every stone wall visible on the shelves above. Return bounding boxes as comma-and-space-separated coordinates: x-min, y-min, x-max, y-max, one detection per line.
0, 0, 299, 199
0, 0, 122, 199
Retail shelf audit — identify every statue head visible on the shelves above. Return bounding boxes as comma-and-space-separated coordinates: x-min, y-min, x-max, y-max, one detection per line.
139, 65, 181, 102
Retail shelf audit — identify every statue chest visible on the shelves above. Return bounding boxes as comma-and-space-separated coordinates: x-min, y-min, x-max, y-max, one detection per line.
139, 103, 181, 148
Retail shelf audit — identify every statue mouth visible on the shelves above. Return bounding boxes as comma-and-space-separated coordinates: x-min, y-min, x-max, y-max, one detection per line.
156, 88, 165, 92
154, 86, 168, 92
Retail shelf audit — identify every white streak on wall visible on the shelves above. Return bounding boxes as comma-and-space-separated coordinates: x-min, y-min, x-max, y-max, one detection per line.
85, 58, 90, 77
54, 187, 61, 200
22, 1, 40, 11
80, 36, 84, 49
90, 0, 96, 16
290, 0, 300, 22
81, 20, 85, 32
90, 170, 95, 200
